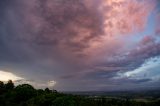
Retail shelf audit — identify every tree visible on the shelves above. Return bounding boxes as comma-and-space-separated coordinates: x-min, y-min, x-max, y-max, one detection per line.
45, 88, 51, 93
52, 96, 77, 106
0, 81, 5, 94
0, 81, 4, 89
14, 84, 36, 102
5, 80, 14, 90
52, 89, 57, 93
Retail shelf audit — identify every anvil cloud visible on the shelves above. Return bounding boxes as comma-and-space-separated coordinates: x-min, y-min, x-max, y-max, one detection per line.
0, 0, 160, 91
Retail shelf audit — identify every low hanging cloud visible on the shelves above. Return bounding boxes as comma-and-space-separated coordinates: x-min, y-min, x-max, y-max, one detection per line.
114, 57, 160, 83
0, 70, 23, 82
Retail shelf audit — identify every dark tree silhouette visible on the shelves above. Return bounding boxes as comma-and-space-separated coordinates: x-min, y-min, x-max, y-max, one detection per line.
45, 88, 51, 93
0, 81, 4, 94
5, 80, 14, 90
0, 81, 4, 88
0, 80, 159, 106
14, 84, 36, 102
52, 89, 58, 93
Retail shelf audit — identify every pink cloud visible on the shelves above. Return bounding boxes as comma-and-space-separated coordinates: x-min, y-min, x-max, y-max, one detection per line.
8, 0, 156, 68
155, 13, 160, 36
140, 36, 155, 45
99, 0, 154, 36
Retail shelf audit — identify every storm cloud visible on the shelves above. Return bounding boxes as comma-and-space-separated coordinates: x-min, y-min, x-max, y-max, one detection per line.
0, 0, 160, 91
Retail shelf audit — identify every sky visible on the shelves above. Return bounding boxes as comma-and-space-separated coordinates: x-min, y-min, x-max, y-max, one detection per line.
0, 0, 160, 91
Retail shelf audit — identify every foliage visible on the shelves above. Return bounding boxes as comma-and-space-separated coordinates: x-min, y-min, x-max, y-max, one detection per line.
0, 80, 160, 106
5, 80, 14, 90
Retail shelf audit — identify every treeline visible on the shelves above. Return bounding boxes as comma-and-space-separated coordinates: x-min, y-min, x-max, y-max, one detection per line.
0, 80, 160, 106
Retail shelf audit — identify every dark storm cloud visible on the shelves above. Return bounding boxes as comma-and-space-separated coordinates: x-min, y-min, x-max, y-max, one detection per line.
0, 0, 159, 91
125, 37, 160, 67
84, 34, 160, 88
102, 36, 160, 68
0, 0, 101, 60
0, 0, 104, 90
13, 0, 103, 57
115, 78, 152, 84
